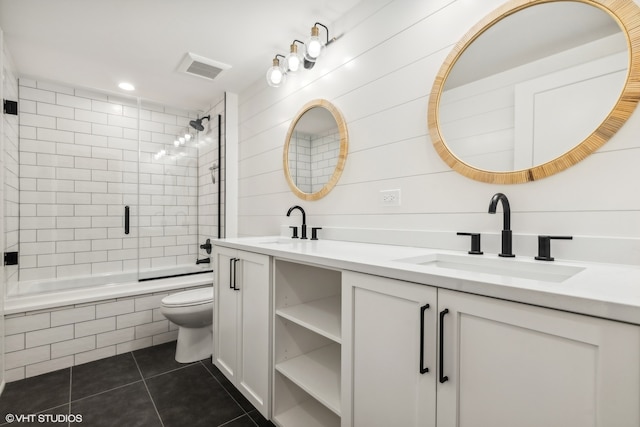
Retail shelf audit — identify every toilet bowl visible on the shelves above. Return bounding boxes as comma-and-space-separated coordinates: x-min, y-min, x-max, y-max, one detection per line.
161, 287, 214, 363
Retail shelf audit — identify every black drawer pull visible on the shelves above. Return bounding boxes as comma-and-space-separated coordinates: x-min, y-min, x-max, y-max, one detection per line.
420, 303, 430, 374
439, 308, 449, 383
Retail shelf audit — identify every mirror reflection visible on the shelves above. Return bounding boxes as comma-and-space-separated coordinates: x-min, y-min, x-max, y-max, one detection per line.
438, 1, 627, 172
288, 107, 340, 193
284, 99, 348, 200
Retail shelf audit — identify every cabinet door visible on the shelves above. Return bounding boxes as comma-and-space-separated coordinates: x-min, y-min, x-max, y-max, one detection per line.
213, 246, 239, 379
343, 272, 437, 427
437, 289, 640, 427
237, 251, 271, 417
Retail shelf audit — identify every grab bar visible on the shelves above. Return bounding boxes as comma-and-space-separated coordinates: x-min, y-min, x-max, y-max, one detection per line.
124, 206, 130, 235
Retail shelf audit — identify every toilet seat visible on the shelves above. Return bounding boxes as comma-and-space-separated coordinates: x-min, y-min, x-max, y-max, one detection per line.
162, 287, 213, 307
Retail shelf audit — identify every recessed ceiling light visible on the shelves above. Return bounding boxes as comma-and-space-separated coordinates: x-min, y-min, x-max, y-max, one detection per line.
118, 82, 135, 91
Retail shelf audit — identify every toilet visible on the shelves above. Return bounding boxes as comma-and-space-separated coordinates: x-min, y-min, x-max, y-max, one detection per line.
160, 287, 214, 363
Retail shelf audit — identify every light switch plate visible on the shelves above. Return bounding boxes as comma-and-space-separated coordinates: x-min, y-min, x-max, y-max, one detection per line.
380, 189, 401, 206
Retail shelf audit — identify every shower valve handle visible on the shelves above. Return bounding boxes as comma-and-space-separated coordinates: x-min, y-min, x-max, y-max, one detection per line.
200, 238, 212, 254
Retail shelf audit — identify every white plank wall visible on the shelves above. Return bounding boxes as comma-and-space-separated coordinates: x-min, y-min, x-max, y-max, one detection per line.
235, 0, 640, 264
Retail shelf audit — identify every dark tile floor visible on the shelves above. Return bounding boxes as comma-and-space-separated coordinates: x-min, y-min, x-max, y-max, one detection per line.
0, 341, 276, 427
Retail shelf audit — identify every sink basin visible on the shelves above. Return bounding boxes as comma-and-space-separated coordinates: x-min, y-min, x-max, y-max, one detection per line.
394, 253, 584, 283
258, 237, 302, 245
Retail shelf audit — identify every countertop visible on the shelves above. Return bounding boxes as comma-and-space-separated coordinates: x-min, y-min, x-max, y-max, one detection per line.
214, 236, 640, 326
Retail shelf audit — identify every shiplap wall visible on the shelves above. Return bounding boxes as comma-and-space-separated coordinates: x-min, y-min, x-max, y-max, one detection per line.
236, 0, 640, 263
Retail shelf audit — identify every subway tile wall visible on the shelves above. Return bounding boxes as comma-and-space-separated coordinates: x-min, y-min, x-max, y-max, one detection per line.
4, 285, 206, 382
16, 79, 202, 287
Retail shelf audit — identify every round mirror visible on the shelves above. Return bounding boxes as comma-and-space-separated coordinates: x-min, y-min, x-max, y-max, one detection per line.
428, 0, 640, 184
284, 99, 348, 200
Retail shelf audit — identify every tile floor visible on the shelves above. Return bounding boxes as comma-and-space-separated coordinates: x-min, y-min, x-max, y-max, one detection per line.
0, 341, 275, 427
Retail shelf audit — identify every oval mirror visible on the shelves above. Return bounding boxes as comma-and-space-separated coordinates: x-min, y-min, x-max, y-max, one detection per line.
284, 99, 348, 200
428, 0, 640, 184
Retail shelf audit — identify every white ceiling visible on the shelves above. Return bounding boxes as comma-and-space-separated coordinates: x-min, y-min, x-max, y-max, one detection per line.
0, 0, 360, 112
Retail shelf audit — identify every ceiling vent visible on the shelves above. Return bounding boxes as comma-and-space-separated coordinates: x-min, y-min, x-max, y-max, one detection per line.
178, 53, 231, 81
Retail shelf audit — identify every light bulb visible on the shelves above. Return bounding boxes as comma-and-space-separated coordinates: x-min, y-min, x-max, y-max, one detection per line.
179, 137, 185, 144
305, 26, 324, 61
184, 133, 192, 141
174, 140, 180, 147
266, 57, 286, 87
286, 43, 303, 72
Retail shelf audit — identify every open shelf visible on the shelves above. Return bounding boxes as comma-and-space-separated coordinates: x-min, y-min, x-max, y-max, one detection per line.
276, 295, 341, 343
273, 398, 340, 427
275, 343, 341, 416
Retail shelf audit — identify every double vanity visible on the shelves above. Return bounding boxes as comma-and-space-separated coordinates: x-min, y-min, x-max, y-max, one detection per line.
212, 234, 640, 427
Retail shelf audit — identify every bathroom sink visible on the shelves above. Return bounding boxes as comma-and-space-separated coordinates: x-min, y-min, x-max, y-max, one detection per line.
394, 253, 584, 283
257, 237, 302, 245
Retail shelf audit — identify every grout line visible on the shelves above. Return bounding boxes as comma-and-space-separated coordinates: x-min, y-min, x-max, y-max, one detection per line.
131, 351, 166, 427
199, 360, 260, 427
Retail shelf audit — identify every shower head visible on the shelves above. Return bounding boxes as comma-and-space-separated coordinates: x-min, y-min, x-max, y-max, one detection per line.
189, 115, 211, 132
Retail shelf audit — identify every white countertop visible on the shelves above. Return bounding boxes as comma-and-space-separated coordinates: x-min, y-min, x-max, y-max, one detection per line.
214, 236, 640, 326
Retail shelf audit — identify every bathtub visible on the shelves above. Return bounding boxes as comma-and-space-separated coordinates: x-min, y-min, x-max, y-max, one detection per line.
4, 265, 214, 315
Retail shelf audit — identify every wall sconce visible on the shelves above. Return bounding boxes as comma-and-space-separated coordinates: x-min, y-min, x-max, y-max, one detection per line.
267, 22, 337, 87
266, 54, 287, 87
286, 40, 305, 72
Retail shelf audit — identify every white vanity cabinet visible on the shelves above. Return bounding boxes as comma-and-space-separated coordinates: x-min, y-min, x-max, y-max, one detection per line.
437, 288, 640, 427
343, 271, 640, 427
213, 246, 271, 418
342, 271, 438, 427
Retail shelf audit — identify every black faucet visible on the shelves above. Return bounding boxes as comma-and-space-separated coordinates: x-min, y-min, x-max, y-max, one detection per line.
488, 193, 515, 257
286, 205, 307, 239
196, 257, 210, 264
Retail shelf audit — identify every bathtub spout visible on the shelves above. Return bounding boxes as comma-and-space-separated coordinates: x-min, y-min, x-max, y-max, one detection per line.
196, 257, 211, 265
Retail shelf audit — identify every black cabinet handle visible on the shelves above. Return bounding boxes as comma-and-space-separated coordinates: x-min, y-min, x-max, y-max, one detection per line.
124, 206, 130, 235
420, 303, 430, 374
229, 258, 235, 289
232, 258, 239, 291
439, 308, 449, 383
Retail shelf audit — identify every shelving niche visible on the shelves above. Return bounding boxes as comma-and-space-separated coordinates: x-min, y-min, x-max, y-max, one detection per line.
273, 260, 342, 427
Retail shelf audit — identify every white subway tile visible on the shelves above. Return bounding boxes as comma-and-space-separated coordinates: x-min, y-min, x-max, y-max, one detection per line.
57, 118, 92, 133
116, 337, 152, 354
6, 334, 25, 352
5, 345, 50, 370
108, 116, 137, 129
20, 241, 56, 256
96, 300, 134, 318
37, 229, 74, 242
75, 109, 107, 124
26, 325, 74, 347
37, 153, 75, 168
92, 124, 123, 138
92, 216, 121, 228
6, 367, 26, 383
21, 191, 56, 204
152, 331, 178, 346
95, 193, 123, 205
56, 264, 92, 278
75, 317, 116, 338
57, 93, 92, 110
92, 146, 123, 160
75, 157, 108, 170
92, 239, 122, 251
37, 204, 74, 216
107, 249, 138, 262
20, 86, 56, 103
19, 267, 57, 282
75, 251, 108, 264
37, 253, 75, 268
51, 306, 96, 326
57, 217, 91, 228
135, 320, 168, 339
26, 357, 74, 378
57, 192, 91, 204
92, 261, 123, 275
20, 165, 55, 179
20, 138, 56, 154
116, 311, 153, 329
20, 113, 56, 129
92, 170, 122, 182
56, 142, 92, 157
20, 99, 37, 114
57, 167, 91, 181
97, 327, 135, 348
37, 81, 74, 95
74, 346, 116, 366
151, 111, 176, 125
55, 241, 91, 253
37, 102, 74, 119
74, 181, 108, 193
51, 336, 95, 358
75, 133, 108, 147
92, 100, 123, 115
38, 128, 74, 143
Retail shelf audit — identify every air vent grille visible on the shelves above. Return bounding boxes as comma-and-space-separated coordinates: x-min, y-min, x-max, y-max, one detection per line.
178, 53, 231, 81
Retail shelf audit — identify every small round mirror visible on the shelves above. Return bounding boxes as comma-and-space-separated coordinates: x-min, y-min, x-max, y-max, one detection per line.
284, 99, 348, 200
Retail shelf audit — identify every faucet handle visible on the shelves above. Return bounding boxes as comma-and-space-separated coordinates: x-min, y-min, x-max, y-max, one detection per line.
535, 235, 573, 261
457, 232, 483, 255
289, 226, 299, 239
311, 227, 323, 240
